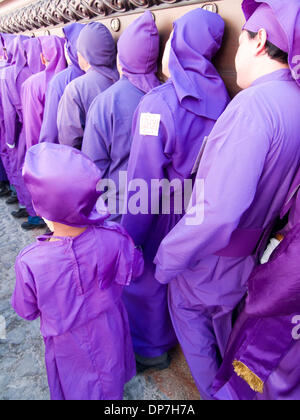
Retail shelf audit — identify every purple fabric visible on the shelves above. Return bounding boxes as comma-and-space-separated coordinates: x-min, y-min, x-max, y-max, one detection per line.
214, 223, 300, 400
7, 35, 29, 82
39, 24, 85, 144
0, 37, 43, 212
118, 11, 160, 93
82, 77, 146, 223
38, 36, 66, 87
243, 3, 288, 52
82, 12, 160, 222
76, 22, 118, 83
154, 69, 300, 400
63, 22, 85, 69
0, 33, 17, 64
57, 69, 116, 149
23, 143, 110, 227
169, 8, 229, 119
11, 223, 143, 400
242, 0, 300, 87
21, 36, 66, 150
121, 8, 229, 358
58, 23, 118, 149
213, 312, 298, 400
246, 223, 300, 318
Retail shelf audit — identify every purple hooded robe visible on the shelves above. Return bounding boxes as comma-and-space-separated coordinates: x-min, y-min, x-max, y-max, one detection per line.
57, 22, 119, 150
11, 142, 143, 400
213, 200, 300, 399
154, 0, 300, 399
82, 11, 160, 222
0, 34, 13, 182
21, 36, 66, 149
121, 8, 230, 359
39, 23, 85, 144
0, 36, 43, 200
213, 139, 300, 400
0, 34, 14, 181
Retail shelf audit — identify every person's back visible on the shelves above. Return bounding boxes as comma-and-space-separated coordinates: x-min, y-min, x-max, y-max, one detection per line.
13, 223, 141, 400
39, 23, 85, 144
11, 142, 143, 400
82, 11, 161, 222
154, 0, 300, 400
121, 8, 229, 369
57, 22, 119, 150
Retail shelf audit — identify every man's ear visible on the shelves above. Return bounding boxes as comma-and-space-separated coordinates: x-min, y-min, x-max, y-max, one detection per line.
255, 28, 268, 57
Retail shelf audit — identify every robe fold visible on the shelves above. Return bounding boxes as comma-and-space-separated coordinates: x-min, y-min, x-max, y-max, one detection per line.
39, 23, 85, 144
154, 69, 300, 399
0, 37, 44, 213
12, 224, 143, 400
82, 11, 160, 222
57, 22, 118, 150
121, 8, 229, 358
213, 219, 300, 400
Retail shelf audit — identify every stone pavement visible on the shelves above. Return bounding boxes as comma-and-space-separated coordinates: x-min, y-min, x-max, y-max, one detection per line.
0, 195, 200, 400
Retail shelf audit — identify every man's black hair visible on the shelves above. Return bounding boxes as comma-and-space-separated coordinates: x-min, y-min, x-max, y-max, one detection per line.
247, 30, 288, 64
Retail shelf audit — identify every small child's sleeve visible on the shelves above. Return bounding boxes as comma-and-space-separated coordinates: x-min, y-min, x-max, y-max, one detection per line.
11, 256, 40, 321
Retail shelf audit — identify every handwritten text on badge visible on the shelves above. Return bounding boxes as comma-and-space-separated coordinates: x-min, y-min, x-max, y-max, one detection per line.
139, 113, 161, 136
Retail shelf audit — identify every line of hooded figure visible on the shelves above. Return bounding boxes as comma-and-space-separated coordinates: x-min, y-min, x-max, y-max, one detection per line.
2, 0, 300, 401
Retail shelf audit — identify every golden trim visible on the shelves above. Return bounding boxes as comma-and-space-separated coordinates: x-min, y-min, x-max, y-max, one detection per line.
233, 360, 264, 394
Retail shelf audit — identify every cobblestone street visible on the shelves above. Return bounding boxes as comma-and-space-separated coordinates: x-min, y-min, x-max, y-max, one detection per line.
0, 195, 199, 401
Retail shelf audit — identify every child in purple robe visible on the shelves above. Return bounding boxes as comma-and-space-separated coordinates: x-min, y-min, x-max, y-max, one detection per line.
154, 0, 300, 399
0, 36, 44, 213
39, 23, 85, 144
18, 35, 66, 230
121, 8, 229, 370
58, 22, 119, 150
11, 142, 143, 400
82, 11, 160, 223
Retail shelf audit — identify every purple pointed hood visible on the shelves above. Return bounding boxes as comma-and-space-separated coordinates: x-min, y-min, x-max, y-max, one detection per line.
8, 35, 29, 81
24, 37, 44, 75
242, 0, 300, 87
38, 35, 67, 86
118, 11, 160, 93
63, 22, 85, 68
23, 143, 110, 227
0, 33, 17, 63
77, 22, 119, 83
169, 8, 229, 119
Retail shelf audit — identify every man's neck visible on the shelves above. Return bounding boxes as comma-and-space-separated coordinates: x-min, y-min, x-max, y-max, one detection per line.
252, 59, 289, 84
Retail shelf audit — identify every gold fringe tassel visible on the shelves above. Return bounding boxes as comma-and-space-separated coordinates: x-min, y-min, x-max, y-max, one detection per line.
233, 360, 264, 394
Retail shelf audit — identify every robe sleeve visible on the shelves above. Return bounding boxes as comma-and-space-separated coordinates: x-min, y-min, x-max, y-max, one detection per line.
39, 79, 62, 144
11, 255, 40, 321
154, 95, 271, 284
57, 81, 85, 149
81, 96, 111, 175
121, 92, 174, 246
21, 79, 44, 149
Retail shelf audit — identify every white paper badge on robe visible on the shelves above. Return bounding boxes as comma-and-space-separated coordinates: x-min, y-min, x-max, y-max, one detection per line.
139, 113, 161, 136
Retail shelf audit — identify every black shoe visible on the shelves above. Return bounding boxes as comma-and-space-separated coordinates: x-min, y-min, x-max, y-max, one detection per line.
21, 220, 46, 231
6, 195, 19, 205
135, 352, 171, 373
11, 208, 29, 219
0, 185, 11, 197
